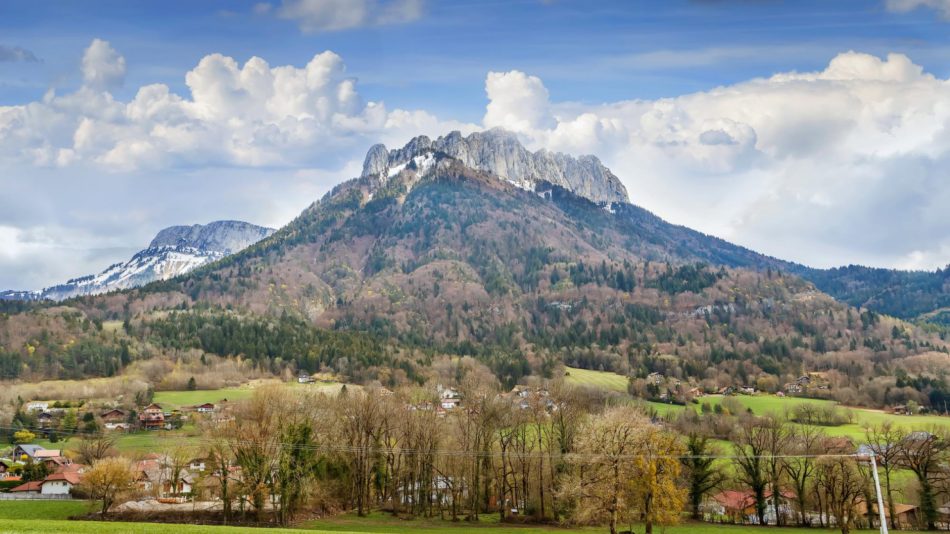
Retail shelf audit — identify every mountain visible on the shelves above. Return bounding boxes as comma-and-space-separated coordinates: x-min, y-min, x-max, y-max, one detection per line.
361, 129, 629, 205
1, 130, 947, 409
0, 220, 274, 302
792, 264, 950, 322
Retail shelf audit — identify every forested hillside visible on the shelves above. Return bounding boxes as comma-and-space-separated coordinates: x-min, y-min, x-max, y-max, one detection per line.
2, 150, 948, 410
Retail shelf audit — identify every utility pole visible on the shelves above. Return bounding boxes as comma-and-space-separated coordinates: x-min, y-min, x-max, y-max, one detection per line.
865, 453, 889, 534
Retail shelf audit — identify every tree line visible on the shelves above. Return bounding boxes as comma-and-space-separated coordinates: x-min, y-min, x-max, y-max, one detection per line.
77, 376, 950, 533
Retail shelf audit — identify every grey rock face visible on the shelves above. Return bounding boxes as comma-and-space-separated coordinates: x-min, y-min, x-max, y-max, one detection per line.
361, 144, 389, 177
150, 220, 274, 254
359, 129, 629, 205
2, 220, 274, 301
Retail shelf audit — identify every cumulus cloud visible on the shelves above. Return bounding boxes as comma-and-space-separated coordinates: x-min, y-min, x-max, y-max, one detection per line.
886, 0, 950, 19
4, 39, 950, 290
81, 38, 126, 90
0, 45, 40, 63
0, 38, 475, 290
264, 0, 424, 32
0, 38, 470, 173
483, 51, 950, 270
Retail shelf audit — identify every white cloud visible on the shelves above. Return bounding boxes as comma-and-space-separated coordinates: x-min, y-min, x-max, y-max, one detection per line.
269, 0, 424, 33
81, 38, 126, 90
484, 71, 556, 133
483, 51, 950, 269
4, 40, 950, 290
0, 38, 475, 290
886, 0, 950, 19
0, 39, 470, 172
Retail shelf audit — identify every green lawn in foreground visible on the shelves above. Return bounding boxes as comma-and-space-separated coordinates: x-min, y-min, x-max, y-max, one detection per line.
0, 519, 336, 534
0, 504, 926, 534
304, 512, 920, 534
563, 366, 628, 392
0, 500, 92, 520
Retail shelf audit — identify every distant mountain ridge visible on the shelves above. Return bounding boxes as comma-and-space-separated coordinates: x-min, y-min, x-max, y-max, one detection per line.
0, 220, 273, 302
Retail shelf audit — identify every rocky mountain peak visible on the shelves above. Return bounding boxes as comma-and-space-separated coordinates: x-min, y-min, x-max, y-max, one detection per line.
149, 220, 275, 255
359, 129, 630, 205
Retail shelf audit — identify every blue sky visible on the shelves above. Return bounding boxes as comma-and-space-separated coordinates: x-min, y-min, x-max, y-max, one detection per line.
2, 0, 950, 289
4, 1, 949, 117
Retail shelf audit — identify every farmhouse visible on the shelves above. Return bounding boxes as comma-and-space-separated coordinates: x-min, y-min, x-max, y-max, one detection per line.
194, 402, 216, 413
101, 408, 129, 430
25, 401, 48, 412
37, 411, 54, 429
41, 471, 80, 495
10, 480, 42, 495
706, 489, 794, 525
13, 444, 45, 460
0, 458, 14, 478
35, 449, 69, 470
139, 403, 165, 430
859, 501, 919, 529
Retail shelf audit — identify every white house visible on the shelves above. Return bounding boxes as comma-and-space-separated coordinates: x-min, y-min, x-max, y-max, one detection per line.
40, 472, 80, 495
25, 401, 49, 412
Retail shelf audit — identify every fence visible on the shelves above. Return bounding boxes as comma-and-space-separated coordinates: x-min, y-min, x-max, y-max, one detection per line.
0, 493, 74, 500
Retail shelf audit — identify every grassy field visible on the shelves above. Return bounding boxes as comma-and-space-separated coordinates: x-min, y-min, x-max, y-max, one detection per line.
565, 367, 950, 440
0, 502, 929, 534
563, 366, 628, 392
0, 500, 92, 520
152, 387, 256, 409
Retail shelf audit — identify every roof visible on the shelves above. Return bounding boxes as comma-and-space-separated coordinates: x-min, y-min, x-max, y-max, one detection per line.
55, 463, 86, 474
196, 403, 215, 408
10, 480, 42, 492
101, 408, 125, 417
34, 449, 62, 459
144, 403, 163, 410
15, 444, 45, 457
712, 489, 795, 511
44, 472, 81, 485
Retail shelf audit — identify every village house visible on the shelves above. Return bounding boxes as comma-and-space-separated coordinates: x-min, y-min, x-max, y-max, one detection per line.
36, 412, 54, 429
40, 471, 80, 495
189, 456, 207, 472
438, 385, 462, 410
101, 408, 129, 430
10, 480, 42, 495
0, 458, 12, 478
9, 464, 84, 496
859, 501, 919, 529
35, 449, 69, 470
706, 489, 795, 525
139, 403, 165, 430
25, 401, 48, 413
783, 382, 803, 394
134, 455, 197, 499
194, 403, 216, 414
297, 372, 313, 384
13, 444, 45, 461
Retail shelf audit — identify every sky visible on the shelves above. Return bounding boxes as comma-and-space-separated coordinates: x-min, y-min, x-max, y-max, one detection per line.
2, 0, 950, 290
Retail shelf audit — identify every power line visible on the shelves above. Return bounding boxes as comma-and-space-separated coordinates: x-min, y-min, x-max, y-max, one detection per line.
0, 425, 872, 461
